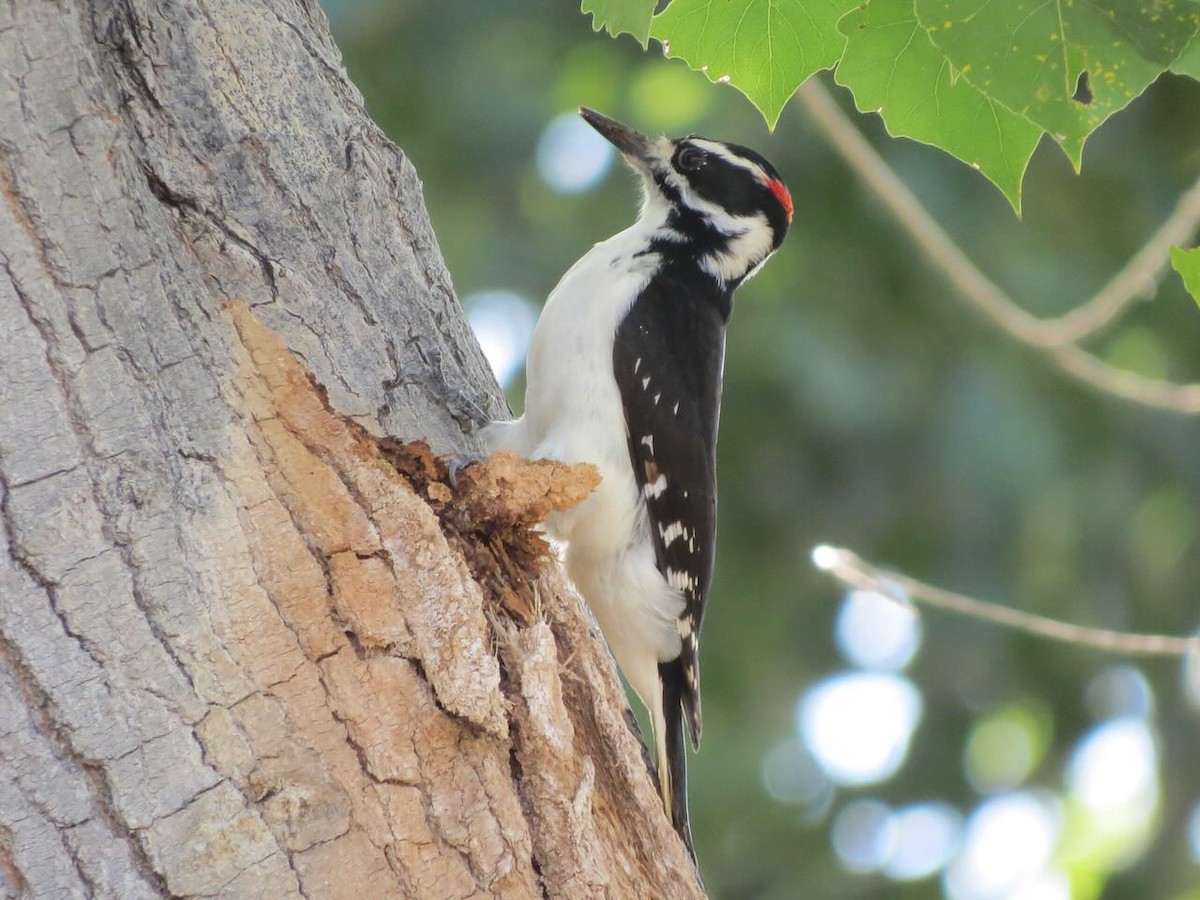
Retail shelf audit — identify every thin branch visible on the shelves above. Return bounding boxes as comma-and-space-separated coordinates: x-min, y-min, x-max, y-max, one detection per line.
795, 79, 1200, 414
1043, 176, 1200, 344
1051, 342, 1200, 412
811, 544, 1200, 658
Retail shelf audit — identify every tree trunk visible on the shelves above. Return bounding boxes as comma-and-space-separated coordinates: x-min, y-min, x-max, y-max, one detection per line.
0, 1, 704, 896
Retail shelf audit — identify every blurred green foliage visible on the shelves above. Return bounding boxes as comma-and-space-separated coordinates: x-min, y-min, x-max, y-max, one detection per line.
322, 0, 1200, 895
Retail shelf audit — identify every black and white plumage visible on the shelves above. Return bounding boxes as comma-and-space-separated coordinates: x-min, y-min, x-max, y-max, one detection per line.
486, 108, 791, 857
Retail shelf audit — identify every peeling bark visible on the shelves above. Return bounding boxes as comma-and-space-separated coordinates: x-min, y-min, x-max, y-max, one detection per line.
0, 1, 704, 897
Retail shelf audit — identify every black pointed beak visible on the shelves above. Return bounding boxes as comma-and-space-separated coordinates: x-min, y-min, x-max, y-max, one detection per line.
580, 108, 659, 170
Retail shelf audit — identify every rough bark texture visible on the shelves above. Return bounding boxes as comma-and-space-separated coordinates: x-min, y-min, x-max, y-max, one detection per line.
0, 1, 705, 897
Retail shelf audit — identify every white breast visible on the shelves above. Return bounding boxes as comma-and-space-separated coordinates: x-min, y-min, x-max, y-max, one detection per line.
488, 218, 662, 559
483, 208, 687, 695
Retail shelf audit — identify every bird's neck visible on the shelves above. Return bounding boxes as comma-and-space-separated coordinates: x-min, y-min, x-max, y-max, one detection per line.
631, 200, 770, 290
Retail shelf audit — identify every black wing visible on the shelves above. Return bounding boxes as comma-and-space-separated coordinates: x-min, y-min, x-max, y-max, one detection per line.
612, 271, 730, 749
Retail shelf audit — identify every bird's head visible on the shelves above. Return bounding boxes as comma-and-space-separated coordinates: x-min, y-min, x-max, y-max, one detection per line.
580, 107, 792, 284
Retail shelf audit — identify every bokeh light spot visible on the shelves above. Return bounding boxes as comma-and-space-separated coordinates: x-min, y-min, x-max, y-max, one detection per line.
1085, 665, 1154, 721
944, 791, 1061, 900
553, 42, 624, 115
835, 589, 921, 671
832, 799, 894, 874
1184, 646, 1200, 712
1008, 869, 1072, 900
1066, 717, 1158, 812
797, 672, 922, 786
536, 113, 614, 194
761, 737, 832, 816
1129, 487, 1195, 580
883, 803, 962, 881
1188, 801, 1200, 864
964, 702, 1051, 794
463, 290, 539, 387
629, 63, 711, 131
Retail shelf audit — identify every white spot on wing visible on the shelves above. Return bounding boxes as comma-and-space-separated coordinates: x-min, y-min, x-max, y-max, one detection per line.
654, 393, 661, 405
642, 376, 651, 390
667, 567, 697, 593
640, 434, 654, 454
660, 521, 685, 547
644, 474, 668, 499
634, 357, 642, 374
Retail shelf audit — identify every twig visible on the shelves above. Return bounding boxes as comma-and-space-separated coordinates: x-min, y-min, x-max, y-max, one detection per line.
811, 544, 1200, 657
1051, 342, 1200, 412
795, 79, 1200, 414
1043, 178, 1200, 344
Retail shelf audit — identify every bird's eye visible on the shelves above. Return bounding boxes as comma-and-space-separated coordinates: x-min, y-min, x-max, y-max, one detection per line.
677, 146, 704, 171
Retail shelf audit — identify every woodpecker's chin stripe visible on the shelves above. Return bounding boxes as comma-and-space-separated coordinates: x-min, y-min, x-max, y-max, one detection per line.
488, 110, 789, 863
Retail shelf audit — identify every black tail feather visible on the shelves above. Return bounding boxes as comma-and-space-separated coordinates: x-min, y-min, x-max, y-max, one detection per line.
659, 659, 695, 863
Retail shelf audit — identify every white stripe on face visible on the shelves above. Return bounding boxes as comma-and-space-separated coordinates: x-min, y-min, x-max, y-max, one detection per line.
699, 213, 775, 283
686, 138, 768, 183
634, 136, 782, 283
657, 139, 775, 236
659, 166, 761, 235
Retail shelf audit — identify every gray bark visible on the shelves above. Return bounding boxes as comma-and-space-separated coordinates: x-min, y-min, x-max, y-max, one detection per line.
0, 1, 703, 897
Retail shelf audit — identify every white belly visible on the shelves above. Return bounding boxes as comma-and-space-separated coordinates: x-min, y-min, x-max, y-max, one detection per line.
482, 222, 685, 704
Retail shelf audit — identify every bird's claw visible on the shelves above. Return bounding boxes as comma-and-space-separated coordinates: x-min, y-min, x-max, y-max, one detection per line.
446, 452, 484, 489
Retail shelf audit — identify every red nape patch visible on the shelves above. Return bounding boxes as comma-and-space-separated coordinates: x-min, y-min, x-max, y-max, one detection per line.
766, 178, 793, 222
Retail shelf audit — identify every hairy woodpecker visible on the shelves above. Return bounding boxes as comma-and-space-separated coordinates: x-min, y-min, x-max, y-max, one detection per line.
486, 108, 791, 855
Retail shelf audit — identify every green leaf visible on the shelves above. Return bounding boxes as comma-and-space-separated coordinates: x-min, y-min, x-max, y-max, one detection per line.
651, 0, 860, 129
1173, 29, 1200, 77
582, 0, 656, 46
1171, 246, 1200, 306
914, 0, 1200, 168
837, 0, 1043, 212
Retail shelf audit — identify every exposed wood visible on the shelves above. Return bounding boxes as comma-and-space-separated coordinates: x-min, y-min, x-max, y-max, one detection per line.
0, 1, 705, 896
